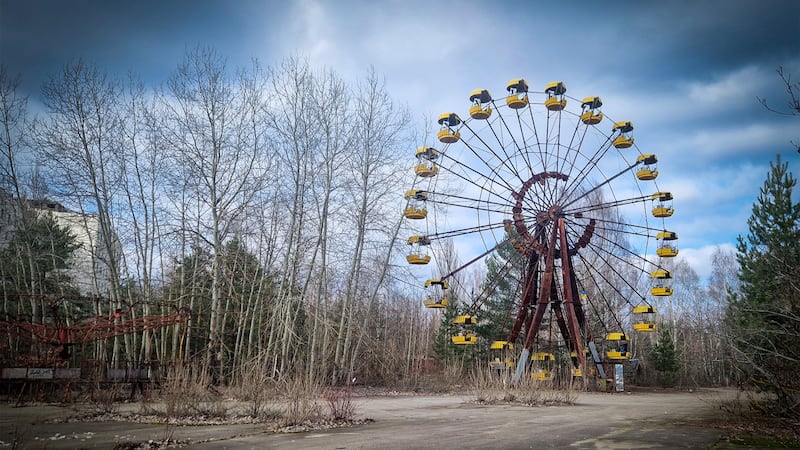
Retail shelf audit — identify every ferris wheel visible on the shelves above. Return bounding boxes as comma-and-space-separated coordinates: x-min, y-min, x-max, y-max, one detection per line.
404, 78, 677, 382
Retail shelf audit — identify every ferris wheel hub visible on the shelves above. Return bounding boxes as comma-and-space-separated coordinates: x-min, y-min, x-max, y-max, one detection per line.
534, 205, 564, 226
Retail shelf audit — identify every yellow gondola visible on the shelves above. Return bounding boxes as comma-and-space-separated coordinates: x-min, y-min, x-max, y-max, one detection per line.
652, 191, 674, 218
423, 296, 448, 308
425, 279, 448, 289
605, 332, 631, 360
531, 368, 554, 381
506, 78, 529, 109
650, 268, 672, 279
656, 230, 679, 257
633, 305, 657, 332
656, 230, 677, 240
489, 340, 514, 370
490, 340, 513, 350
414, 146, 439, 177
469, 89, 493, 120
532, 352, 555, 361
453, 315, 478, 325
423, 278, 449, 308
406, 254, 430, 265
570, 349, 588, 358
489, 358, 515, 370
651, 285, 674, 296
612, 120, 634, 148
580, 96, 603, 125
657, 246, 679, 257
637, 168, 658, 180
403, 189, 428, 219
437, 112, 461, 143
452, 332, 478, 345
406, 235, 431, 265
531, 351, 555, 380
636, 153, 658, 181
544, 81, 567, 111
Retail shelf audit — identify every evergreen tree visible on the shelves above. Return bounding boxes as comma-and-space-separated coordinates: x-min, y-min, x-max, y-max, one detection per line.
475, 236, 524, 347
727, 155, 800, 417
432, 296, 481, 372
652, 328, 680, 387
0, 210, 81, 299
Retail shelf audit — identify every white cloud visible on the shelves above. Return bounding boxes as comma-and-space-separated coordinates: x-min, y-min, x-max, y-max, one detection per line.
677, 243, 737, 281
685, 65, 770, 110
667, 121, 798, 163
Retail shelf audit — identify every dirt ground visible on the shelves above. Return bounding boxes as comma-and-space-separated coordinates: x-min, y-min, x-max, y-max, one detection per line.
0, 387, 785, 449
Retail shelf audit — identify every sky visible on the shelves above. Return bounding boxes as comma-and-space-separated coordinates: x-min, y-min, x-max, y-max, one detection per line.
2, 0, 799, 282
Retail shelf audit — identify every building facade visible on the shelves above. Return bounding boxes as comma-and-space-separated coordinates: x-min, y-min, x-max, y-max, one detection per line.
0, 193, 119, 296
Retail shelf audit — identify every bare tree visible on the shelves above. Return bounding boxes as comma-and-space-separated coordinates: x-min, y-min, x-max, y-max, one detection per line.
263, 56, 319, 377
161, 47, 270, 382
0, 65, 30, 200
0, 66, 33, 305
304, 67, 352, 381
704, 246, 739, 384
116, 74, 175, 367
757, 66, 800, 153
334, 68, 411, 385
35, 60, 127, 365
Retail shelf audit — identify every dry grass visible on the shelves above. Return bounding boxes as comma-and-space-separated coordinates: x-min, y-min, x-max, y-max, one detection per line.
160, 362, 226, 418
90, 380, 123, 414
276, 375, 323, 427
469, 366, 580, 406
698, 389, 800, 445
323, 386, 356, 420
231, 357, 277, 419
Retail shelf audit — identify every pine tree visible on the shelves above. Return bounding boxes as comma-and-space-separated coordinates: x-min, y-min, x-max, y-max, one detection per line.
475, 235, 524, 346
432, 298, 481, 373
652, 328, 680, 387
0, 210, 81, 298
727, 155, 800, 417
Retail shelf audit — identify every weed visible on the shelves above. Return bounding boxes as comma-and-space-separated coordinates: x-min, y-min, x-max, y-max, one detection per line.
323, 387, 356, 420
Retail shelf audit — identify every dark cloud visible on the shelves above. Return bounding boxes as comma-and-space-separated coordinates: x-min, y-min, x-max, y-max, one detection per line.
499, 1, 800, 87
1, 0, 287, 97
1, 0, 798, 277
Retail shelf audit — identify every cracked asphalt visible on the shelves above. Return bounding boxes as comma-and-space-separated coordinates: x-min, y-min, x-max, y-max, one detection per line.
0, 388, 736, 449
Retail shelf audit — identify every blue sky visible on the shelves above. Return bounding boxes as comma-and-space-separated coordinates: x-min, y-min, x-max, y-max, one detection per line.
2, 0, 799, 281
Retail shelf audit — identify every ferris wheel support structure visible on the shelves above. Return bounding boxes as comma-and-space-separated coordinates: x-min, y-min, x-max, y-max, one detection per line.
511, 217, 588, 384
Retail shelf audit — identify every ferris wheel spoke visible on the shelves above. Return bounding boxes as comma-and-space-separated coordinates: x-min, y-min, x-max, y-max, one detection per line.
463, 251, 522, 317
440, 236, 512, 282
427, 221, 509, 240
437, 151, 518, 196
454, 130, 522, 192
585, 229, 653, 275
560, 112, 591, 179
491, 101, 542, 174
460, 121, 527, 185
560, 161, 640, 210
575, 250, 639, 320
563, 194, 651, 216
429, 191, 515, 210
488, 110, 539, 177
588, 223, 651, 240
557, 139, 616, 206
548, 111, 583, 195
588, 216, 665, 236
429, 198, 510, 216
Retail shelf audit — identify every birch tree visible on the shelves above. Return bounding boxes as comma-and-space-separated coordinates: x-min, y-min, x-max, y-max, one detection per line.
162, 47, 270, 382
35, 60, 127, 365
337, 68, 411, 384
